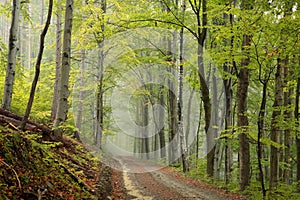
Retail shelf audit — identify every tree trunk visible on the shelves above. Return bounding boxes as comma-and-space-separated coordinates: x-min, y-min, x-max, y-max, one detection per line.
167, 38, 178, 164
257, 81, 268, 197
76, 48, 85, 135
212, 66, 220, 179
21, 0, 53, 130
192, 0, 213, 178
54, 0, 74, 137
237, 34, 251, 191
2, 0, 20, 110
269, 60, 284, 190
142, 97, 150, 159
158, 87, 166, 158
223, 63, 233, 184
295, 62, 300, 189
51, 0, 62, 121
283, 60, 292, 184
237, 0, 253, 191
185, 89, 194, 149
75, 0, 86, 139
195, 100, 203, 163
95, 0, 106, 149
168, 83, 178, 164
223, 0, 235, 184
27, 3, 32, 70
41, 0, 44, 25
95, 54, 103, 148
255, 41, 275, 199
178, 0, 189, 172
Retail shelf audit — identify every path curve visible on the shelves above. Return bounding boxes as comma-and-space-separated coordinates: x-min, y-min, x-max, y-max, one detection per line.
111, 156, 248, 200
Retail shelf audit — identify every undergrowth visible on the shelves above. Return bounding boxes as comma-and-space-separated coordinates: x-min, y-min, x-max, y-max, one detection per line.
0, 125, 110, 199
184, 158, 300, 200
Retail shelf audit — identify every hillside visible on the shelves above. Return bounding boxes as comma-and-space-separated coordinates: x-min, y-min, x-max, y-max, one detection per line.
0, 120, 114, 199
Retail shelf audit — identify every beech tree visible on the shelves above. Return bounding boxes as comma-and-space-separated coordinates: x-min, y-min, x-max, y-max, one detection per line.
178, 0, 189, 172
1, 0, 300, 198
2, 0, 20, 110
51, 0, 62, 121
54, 0, 74, 137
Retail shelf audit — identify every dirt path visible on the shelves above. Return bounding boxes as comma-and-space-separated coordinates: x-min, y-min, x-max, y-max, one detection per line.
111, 156, 248, 200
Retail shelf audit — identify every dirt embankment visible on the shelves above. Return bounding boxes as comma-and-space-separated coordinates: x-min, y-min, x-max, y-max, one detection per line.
0, 123, 114, 199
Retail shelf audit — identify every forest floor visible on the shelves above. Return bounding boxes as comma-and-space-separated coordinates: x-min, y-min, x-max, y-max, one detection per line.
0, 109, 114, 199
0, 109, 248, 200
109, 156, 248, 200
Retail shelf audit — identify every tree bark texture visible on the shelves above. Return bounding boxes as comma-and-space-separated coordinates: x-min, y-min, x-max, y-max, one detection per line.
237, 0, 253, 191
51, 0, 62, 121
178, 0, 189, 173
237, 34, 251, 191
269, 60, 284, 190
2, 0, 20, 110
54, 0, 74, 137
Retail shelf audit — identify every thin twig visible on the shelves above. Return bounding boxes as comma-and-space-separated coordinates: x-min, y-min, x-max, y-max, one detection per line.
0, 159, 22, 190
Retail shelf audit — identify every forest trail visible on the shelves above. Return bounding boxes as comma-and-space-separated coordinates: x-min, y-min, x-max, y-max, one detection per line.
111, 156, 247, 200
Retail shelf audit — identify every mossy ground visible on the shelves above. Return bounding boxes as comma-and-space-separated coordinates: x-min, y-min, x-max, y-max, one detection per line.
0, 125, 112, 199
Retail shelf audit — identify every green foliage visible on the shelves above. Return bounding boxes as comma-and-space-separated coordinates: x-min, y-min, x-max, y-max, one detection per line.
0, 1, 11, 18
243, 181, 300, 200
1, 0, 300, 198
187, 157, 208, 179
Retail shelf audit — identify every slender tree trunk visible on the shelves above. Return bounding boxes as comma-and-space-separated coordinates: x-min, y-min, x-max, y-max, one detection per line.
134, 99, 140, 155
223, 63, 233, 184
167, 39, 178, 164
255, 46, 275, 198
191, 0, 213, 177
76, 26, 85, 137
41, 0, 44, 25
257, 81, 268, 197
223, 0, 235, 184
196, 100, 203, 162
95, 50, 103, 148
158, 87, 166, 158
168, 84, 177, 164
20, 17, 25, 67
27, 4, 32, 70
185, 89, 194, 149
51, 0, 62, 121
95, 0, 106, 149
212, 66, 220, 179
283, 61, 292, 184
75, 23, 85, 140
269, 60, 284, 190
178, 0, 189, 172
54, 0, 74, 137
2, 0, 20, 110
21, 0, 53, 130
142, 97, 150, 159
295, 61, 300, 189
